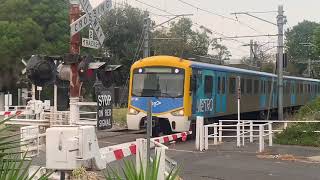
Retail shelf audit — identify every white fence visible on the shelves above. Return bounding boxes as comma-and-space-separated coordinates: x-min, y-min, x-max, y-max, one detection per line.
20, 125, 46, 158
196, 117, 320, 152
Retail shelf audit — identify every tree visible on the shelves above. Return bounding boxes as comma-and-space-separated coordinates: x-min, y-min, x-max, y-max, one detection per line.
152, 18, 195, 56
152, 17, 230, 61
313, 26, 320, 55
285, 20, 320, 75
209, 40, 231, 63
0, 0, 69, 92
100, 5, 145, 84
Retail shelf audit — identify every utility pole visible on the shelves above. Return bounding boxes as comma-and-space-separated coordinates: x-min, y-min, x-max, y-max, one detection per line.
253, 41, 258, 66
250, 40, 253, 65
308, 58, 311, 77
277, 5, 285, 120
143, 12, 150, 58
143, 11, 152, 167
231, 5, 286, 120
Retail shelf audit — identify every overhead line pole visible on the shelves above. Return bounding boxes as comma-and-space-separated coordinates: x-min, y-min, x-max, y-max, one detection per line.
231, 5, 286, 120
143, 11, 152, 168
277, 5, 285, 120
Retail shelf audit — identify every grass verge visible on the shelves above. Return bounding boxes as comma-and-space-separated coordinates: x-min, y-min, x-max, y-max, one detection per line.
113, 108, 127, 127
274, 97, 320, 147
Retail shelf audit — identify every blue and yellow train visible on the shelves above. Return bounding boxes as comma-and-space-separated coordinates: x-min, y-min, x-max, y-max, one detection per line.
126, 56, 320, 135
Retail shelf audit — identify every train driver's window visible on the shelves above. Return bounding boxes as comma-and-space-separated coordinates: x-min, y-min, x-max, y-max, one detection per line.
229, 77, 236, 94
205, 75, 213, 97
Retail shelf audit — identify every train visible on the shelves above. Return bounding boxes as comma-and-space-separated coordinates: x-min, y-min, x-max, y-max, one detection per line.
126, 55, 320, 136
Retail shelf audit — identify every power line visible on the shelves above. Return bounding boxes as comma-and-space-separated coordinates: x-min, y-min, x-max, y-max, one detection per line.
214, 34, 278, 40
176, 0, 262, 33
133, 0, 245, 43
129, 0, 251, 56
177, 0, 234, 21
134, 0, 175, 15
237, 11, 278, 14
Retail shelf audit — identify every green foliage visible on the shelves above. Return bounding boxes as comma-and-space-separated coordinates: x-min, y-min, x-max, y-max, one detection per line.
100, 5, 145, 83
260, 62, 275, 73
113, 108, 127, 127
274, 123, 320, 147
105, 155, 180, 180
274, 97, 320, 147
0, 116, 51, 179
152, 17, 230, 62
294, 97, 320, 119
0, 0, 69, 91
285, 20, 320, 75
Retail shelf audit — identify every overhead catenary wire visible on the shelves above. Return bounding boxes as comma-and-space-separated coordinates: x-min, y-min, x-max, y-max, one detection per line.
131, 0, 252, 57
132, 0, 255, 46
119, 22, 146, 104
176, 0, 263, 33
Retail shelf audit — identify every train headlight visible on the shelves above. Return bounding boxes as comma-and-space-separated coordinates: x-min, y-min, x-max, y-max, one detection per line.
128, 108, 139, 115
171, 109, 184, 116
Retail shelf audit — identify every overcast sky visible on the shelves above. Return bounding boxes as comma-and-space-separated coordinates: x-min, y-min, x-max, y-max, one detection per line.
93, 0, 320, 59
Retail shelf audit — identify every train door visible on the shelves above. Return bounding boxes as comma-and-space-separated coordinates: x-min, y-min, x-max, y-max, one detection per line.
216, 72, 227, 113
260, 78, 266, 108
194, 69, 215, 118
291, 80, 296, 106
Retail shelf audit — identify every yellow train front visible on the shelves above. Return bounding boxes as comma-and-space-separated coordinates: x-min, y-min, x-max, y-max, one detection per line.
127, 56, 192, 136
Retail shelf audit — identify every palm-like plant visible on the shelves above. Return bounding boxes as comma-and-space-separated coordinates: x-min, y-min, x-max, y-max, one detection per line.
105, 154, 180, 180
0, 116, 51, 179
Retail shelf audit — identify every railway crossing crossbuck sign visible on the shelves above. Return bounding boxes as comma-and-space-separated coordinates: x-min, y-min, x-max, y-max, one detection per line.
82, 30, 100, 49
70, 0, 112, 46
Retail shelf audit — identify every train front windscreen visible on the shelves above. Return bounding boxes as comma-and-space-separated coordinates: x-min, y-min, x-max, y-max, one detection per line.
132, 67, 184, 98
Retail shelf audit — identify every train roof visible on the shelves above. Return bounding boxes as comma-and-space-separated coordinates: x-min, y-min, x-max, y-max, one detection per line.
190, 61, 320, 83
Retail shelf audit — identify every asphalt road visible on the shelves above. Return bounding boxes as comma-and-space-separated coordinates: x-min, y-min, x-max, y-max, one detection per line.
32, 129, 320, 180
166, 141, 320, 180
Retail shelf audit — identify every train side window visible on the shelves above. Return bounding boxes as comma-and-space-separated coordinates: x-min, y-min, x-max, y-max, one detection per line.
241, 79, 245, 94
217, 77, 221, 94
204, 75, 213, 97
267, 81, 272, 93
246, 79, 252, 94
229, 77, 236, 94
222, 77, 226, 94
305, 84, 307, 94
300, 83, 303, 94
254, 80, 259, 94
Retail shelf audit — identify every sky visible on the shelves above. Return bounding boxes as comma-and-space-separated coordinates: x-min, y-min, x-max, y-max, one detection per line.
92, 0, 320, 59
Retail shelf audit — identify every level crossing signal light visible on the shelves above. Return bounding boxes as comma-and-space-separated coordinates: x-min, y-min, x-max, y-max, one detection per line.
25, 54, 122, 88
26, 55, 57, 87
